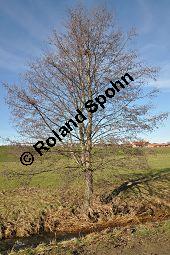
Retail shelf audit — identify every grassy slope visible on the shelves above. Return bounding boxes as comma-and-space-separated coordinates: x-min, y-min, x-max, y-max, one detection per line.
6, 219, 170, 255
0, 146, 169, 254
0, 146, 169, 227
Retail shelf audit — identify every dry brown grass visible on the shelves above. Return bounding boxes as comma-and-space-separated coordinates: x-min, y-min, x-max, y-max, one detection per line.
0, 187, 169, 240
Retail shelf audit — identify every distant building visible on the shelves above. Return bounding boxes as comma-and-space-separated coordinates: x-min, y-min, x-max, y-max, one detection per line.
130, 141, 149, 148
131, 141, 170, 148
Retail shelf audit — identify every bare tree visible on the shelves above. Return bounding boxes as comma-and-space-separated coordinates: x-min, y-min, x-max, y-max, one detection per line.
4, 6, 168, 211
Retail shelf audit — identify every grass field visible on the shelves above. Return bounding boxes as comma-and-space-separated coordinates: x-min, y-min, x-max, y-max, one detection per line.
0, 146, 170, 189
0, 145, 170, 254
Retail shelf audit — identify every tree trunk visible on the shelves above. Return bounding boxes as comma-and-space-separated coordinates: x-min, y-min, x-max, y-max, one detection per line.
84, 168, 93, 209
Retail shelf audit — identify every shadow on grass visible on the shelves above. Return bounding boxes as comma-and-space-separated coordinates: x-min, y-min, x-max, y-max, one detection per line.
100, 168, 170, 203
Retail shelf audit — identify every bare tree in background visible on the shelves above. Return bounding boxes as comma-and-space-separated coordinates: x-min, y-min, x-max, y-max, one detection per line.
4, 6, 168, 211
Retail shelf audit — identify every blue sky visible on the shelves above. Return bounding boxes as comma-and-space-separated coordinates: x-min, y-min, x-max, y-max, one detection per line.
0, 0, 170, 144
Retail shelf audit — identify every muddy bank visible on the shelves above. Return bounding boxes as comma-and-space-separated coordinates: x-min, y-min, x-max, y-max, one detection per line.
0, 213, 169, 254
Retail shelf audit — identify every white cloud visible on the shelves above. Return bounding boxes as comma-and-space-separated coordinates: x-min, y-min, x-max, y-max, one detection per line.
148, 63, 170, 90
0, 47, 26, 72
137, 0, 153, 34
0, 1, 46, 40
154, 79, 170, 89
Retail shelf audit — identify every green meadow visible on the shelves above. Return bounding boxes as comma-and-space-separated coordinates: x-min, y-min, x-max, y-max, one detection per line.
0, 145, 170, 190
